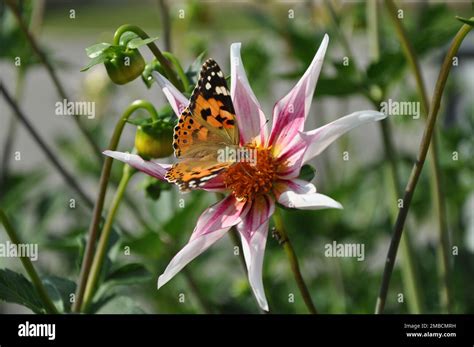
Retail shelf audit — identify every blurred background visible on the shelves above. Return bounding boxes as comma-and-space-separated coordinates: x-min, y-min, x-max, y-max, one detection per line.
0, 0, 473, 314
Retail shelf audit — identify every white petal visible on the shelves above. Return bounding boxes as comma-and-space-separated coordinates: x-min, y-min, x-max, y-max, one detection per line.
153, 71, 189, 117
240, 222, 270, 311
103, 150, 170, 180
278, 191, 343, 210
303, 110, 387, 163
230, 43, 268, 145
157, 228, 229, 289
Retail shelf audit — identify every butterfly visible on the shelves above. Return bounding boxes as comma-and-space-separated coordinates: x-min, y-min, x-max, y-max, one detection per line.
165, 59, 240, 191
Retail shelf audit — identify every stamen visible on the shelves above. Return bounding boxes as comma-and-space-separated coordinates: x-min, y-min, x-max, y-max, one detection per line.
222, 145, 282, 201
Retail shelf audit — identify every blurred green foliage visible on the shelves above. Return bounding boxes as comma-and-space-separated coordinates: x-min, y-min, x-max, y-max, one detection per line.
0, 0, 473, 314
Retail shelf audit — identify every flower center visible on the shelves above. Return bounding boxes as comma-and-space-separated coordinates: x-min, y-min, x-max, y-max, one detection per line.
222, 145, 280, 201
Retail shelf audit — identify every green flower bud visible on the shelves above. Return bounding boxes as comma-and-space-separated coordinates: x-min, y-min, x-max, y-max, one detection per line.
104, 48, 145, 85
135, 124, 174, 159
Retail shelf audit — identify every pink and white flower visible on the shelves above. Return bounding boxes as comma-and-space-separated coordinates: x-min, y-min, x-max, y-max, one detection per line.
104, 34, 386, 311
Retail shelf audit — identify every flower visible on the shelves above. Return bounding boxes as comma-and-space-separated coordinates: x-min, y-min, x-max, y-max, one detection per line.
104, 34, 386, 311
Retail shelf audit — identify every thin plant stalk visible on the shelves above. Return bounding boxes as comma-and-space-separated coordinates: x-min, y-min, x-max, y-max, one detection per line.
157, 0, 171, 51
366, 0, 424, 313
82, 164, 135, 311
0, 209, 59, 314
272, 208, 318, 314
0, 82, 94, 209
5, 0, 103, 161
384, 0, 452, 312
375, 21, 473, 314
72, 100, 159, 312
0, 69, 25, 194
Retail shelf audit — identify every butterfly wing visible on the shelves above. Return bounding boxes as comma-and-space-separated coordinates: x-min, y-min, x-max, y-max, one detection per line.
167, 58, 239, 191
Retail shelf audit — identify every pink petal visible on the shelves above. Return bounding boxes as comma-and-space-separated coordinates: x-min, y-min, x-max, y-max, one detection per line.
103, 150, 170, 180
153, 71, 189, 117
158, 195, 250, 289
275, 131, 314, 179
303, 110, 386, 163
230, 43, 268, 145
190, 194, 250, 241
269, 34, 329, 154
237, 195, 275, 311
157, 228, 229, 289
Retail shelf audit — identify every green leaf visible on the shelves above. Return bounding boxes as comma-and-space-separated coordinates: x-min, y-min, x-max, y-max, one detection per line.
298, 164, 316, 182
85, 42, 111, 58
185, 51, 207, 87
80, 53, 109, 72
105, 263, 151, 286
127, 36, 159, 49
0, 269, 45, 313
94, 295, 146, 314
456, 16, 474, 26
43, 276, 76, 313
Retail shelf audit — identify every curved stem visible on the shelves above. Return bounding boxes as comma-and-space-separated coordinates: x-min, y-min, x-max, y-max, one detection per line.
0, 209, 59, 314
375, 21, 473, 314
272, 208, 317, 314
112, 24, 183, 91
82, 164, 135, 311
72, 100, 158, 313
384, 0, 452, 312
5, 0, 102, 162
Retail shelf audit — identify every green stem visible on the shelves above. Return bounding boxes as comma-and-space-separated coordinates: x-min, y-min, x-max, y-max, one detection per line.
365, 0, 424, 313
163, 51, 191, 92
0, 209, 58, 314
82, 164, 135, 311
72, 100, 158, 313
0, 69, 25, 194
5, 0, 102, 162
112, 24, 184, 91
384, 0, 453, 313
157, 0, 171, 51
272, 208, 317, 314
375, 21, 473, 314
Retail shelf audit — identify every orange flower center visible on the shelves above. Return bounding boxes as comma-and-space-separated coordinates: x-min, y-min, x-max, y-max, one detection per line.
222, 145, 282, 201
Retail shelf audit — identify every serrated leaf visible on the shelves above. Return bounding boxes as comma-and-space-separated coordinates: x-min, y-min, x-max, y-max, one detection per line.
127, 36, 159, 49
85, 42, 111, 58
0, 269, 45, 313
43, 276, 76, 313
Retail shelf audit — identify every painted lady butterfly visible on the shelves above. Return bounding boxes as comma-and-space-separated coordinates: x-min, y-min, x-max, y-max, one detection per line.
165, 59, 240, 191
